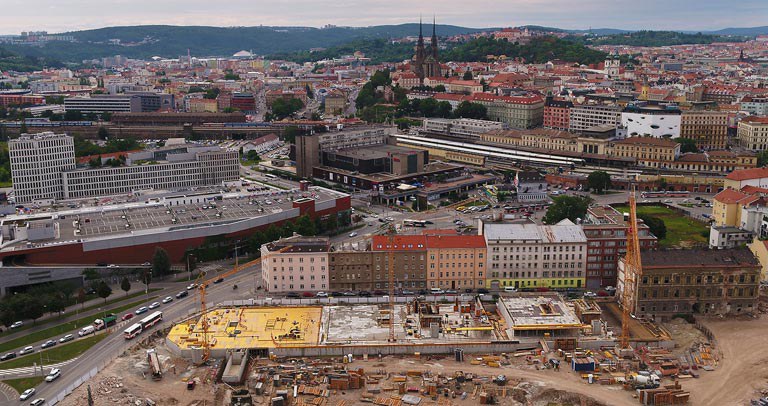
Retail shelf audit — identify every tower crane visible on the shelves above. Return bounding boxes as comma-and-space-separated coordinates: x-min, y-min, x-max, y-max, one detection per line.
619, 186, 643, 350
194, 244, 292, 364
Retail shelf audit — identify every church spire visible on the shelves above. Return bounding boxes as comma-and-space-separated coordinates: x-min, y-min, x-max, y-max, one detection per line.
419, 15, 423, 39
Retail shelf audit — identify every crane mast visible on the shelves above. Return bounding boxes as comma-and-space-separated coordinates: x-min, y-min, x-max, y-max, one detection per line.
619, 187, 643, 350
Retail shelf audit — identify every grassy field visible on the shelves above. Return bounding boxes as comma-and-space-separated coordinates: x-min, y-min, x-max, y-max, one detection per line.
2, 376, 43, 394
0, 295, 158, 354
613, 204, 709, 248
0, 288, 162, 338
0, 334, 107, 370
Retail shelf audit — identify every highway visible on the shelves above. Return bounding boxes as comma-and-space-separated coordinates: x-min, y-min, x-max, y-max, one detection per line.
0, 266, 259, 405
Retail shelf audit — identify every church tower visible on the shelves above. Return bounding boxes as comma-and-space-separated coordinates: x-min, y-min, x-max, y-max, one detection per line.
411, 17, 427, 82
604, 50, 621, 79
422, 17, 442, 80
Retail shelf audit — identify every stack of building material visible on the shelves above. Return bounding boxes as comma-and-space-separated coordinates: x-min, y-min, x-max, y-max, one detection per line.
571, 357, 596, 372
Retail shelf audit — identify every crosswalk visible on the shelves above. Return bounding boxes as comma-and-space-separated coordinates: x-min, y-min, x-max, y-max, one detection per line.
0, 357, 78, 377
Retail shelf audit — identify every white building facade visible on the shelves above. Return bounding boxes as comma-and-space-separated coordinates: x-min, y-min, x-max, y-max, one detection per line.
9, 132, 76, 204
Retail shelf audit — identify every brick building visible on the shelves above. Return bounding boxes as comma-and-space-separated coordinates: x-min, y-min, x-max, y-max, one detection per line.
618, 248, 760, 320
582, 205, 657, 289
543, 97, 572, 130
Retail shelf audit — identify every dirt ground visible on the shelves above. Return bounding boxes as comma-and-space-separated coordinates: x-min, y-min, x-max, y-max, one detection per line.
685, 314, 768, 406
61, 314, 768, 406
662, 318, 709, 358
59, 336, 219, 406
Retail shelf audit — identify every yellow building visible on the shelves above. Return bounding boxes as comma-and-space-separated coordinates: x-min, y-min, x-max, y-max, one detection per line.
748, 240, 768, 281
712, 188, 752, 227
610, 137, 680, 168
425, 233, 487, 291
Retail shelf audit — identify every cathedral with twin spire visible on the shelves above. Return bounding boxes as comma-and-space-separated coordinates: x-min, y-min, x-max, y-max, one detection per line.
411, 17, 442, 84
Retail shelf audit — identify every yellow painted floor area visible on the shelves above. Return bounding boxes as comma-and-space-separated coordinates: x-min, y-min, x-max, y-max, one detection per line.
168, 307, 323, 350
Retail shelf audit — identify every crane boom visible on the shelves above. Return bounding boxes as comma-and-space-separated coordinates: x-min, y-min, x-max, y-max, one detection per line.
619, 187, 643, 349
196, 244, 292, 364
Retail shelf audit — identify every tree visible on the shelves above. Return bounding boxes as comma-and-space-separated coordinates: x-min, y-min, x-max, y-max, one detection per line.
152, 247, 171, 278
758, 150, 768, 167
97, 126, 109, 140
543, 195, 592, 224
96, 281, 112, 303
245, 150, 260, 163
677, 138, 698, 154
639, 214, 667, 240
76, 288, 87, 309
82, 268, 100, 280
587, 170, 612, 194
121, 277, 131, 296
452, 101, 487, 119
64, 110, 83, 121
271, 97, 304, 120
293, 214, 317, 236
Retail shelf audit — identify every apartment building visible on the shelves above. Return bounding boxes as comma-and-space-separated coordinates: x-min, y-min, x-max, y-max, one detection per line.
582, 205, 657, 289
569, 103, 621, 132
328, 245, 373, 291
261, 236, 330, 293
737, 116, 768, 151
425, 233, 486, 291
370, 235, 428, 291
64, 93, 173, 114
679, 110, 729, 150
543, 97, 572, 130
470, 93, 544, 129
9, 132, 76, 204
482, 219, 587, 290
618, 248, 760, 319
740, 96, 768, 116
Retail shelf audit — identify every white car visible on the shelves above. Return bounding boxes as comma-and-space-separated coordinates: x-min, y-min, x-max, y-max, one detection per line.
315, 292, 329, 298
162, 296, 173, 304
10, 321, 23, 329
30, 399, 45, 406
148, 302, 161, 309
19, 346, 34, 355
19, 388, 35, 400
584, 291, 598, 298
45, 368, 61, 382
348, 232, 358, 238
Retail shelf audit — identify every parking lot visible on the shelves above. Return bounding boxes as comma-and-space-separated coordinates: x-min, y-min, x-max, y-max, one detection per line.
61, 189, 329, 239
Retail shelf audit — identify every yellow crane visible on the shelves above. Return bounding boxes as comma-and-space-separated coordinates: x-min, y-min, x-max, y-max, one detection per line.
619, 186, 643, 350
195, 244, 293, 364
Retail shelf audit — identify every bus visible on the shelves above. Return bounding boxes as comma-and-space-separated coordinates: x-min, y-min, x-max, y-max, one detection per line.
264, 173, 278, 179
403, 219, 428, 227
123, 323, 142, 340
640, 191, 690, 199
140, 311, 163, 329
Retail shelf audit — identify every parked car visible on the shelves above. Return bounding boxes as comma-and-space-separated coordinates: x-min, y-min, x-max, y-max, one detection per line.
41, 340, 57, 349
135, 306, 148, 315
142, 262, 150, 266
162, 296, 174, 304
342, 291, 357, 297
315, 292, 329, 298
107, 264, 119, 268
148, 302, 161, 309
358, 291, 371, 297
19, 346, 34, 355
584, 291, 598, 298
0, 352, 16, 361
176, 291, 189, 299
19, 388, 35, 401
30, 398, 46, 406
286, 292, 300, 298
10, 321, 23, 329
301, 292, 314, 298
373, 290, 386, 296
477, 288, 490, 294
59, 334, 75, 343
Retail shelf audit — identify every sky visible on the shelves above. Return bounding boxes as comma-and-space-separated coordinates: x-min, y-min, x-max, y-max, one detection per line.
1, 0, 766, 34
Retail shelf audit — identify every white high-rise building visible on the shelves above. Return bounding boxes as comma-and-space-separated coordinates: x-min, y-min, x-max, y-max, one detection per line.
9, 132, 75, 204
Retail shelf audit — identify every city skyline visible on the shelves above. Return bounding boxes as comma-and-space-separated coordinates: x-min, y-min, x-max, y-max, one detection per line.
2, 0, 766, 35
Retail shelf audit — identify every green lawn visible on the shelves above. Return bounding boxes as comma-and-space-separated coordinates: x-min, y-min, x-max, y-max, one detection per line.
0, 288, 162, 338
2, 376, 43, 394
0, 334, 107, 370
613, 204, 709, 248
0, 295, 158, 354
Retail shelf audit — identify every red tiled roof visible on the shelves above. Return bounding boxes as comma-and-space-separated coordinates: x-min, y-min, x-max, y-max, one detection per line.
714, 188, 749, 204
740, 185, 768, 194
76, 150, 141, 165
425, 234, 486, 249
725, 167, 768, 181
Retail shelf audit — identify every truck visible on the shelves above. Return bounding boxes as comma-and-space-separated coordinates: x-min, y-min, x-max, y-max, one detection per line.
630, 373, 660, 389
93, 313, 117, 331
147, 349, 163, 380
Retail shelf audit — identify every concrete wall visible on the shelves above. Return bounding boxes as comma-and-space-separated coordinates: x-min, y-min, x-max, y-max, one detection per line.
0, 266, 84, 295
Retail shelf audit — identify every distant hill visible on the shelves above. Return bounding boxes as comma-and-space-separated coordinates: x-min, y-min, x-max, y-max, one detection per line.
3, 24, 487, 63
568, 30, 749, 47
0, 46, 63, 72
703, 26, 768, 36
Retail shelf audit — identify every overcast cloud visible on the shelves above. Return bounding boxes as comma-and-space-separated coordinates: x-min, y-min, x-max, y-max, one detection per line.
1, 0, 766, 34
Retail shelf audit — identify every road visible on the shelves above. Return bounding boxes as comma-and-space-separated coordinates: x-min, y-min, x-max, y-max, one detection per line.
0, 266, 259, 405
